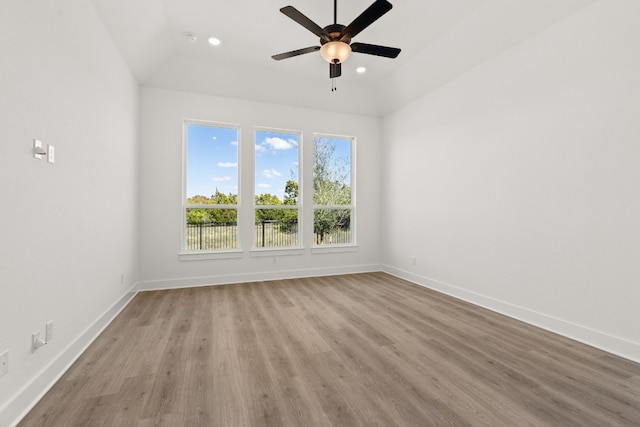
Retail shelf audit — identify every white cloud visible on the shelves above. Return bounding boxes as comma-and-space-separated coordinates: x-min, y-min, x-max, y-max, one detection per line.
211, 136, 217, 140
257, 183, 271, 188
255, 144, 267, 153
230, 140, 238, 146
263, 137, 297, 150
212, 176, 231, 182
262, 169, 281, 179
217, 161, 237, 167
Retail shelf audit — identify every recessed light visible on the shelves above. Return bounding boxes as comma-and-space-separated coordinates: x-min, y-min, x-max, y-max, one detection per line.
356, 66, 367, 73
208, 37, 221, 46
184, 32, 197, 42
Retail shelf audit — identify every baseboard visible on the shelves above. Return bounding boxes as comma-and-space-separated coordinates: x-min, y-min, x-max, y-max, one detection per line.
0, 288, 138, 427
137, 263, 382, 291
383, 265, 640, 364
7, 265, 635, 426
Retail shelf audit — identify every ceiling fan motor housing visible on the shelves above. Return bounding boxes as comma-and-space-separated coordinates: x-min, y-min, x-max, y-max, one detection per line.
321, 24, 349, 43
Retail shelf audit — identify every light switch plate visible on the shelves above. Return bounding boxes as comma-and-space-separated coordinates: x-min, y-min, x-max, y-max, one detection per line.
48, 145, 55, 163
32, 331, 45, 352
46, 321, 54, 342
33, 139, 44, 159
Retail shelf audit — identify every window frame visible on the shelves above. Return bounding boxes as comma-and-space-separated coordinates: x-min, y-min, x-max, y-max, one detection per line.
252, 127, 304, 254
311, 133, 356, 251
180, 119, 243, 260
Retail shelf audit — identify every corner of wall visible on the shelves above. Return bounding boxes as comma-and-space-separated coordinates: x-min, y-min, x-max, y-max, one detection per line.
0, 289, 138, 427
382, 265, 640, 364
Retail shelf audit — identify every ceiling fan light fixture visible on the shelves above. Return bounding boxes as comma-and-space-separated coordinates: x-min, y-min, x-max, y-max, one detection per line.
320, 41, 352, 64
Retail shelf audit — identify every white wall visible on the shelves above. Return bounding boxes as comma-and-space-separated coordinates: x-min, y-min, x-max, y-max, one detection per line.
382, 0, 640, 362
0, 0, 139, 424
2, 0, 637, 424
138, 87, 382, 289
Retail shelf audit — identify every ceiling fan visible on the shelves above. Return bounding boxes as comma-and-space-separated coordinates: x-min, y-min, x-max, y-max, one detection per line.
272, 0, 401, 82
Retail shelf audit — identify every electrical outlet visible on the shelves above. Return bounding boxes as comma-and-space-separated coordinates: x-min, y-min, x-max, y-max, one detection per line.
0, 350, 8, 377
47, 144, 55, 163
46, 321, 54, 342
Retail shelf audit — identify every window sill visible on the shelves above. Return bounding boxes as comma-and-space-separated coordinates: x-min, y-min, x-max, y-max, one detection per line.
179, 250, 244, 261
250, 247, 305, 258
178, 245, 357, 260
311, 245, 358, 254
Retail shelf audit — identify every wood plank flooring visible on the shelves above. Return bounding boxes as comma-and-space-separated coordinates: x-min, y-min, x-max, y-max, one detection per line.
18, 272, 640, 426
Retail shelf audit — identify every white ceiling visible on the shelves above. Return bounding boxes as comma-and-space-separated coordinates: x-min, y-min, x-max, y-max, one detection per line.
90, 0, 595, 117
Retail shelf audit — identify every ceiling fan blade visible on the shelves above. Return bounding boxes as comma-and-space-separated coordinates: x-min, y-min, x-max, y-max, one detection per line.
330, 62, 342, 78
272, 46, 320, 61
280, 6, 329, 41
351, 42, 400, 58
342, 0, 393, 39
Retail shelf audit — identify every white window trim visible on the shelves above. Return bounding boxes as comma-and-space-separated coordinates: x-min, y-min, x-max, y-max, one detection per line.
253, 127, 303, 251
250, 248, 305, 257
179, 250, 244, 261
181, 119, 242, 256
312, 133, 356, 249
311, 245, 358, 254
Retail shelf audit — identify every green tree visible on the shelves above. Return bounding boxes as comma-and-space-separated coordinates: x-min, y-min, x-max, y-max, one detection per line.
186, 208, 209, 224
313, 137, 351, 243
211, 190, 237, 205
187, 194, 212, 204
255, 193, 284, 222
277, 180, 299, 232
186, 194, 211, 224
209, 190, 237, 224
255, 193, 281, 206
283, 180, 298, 205
186, 190, 238, 224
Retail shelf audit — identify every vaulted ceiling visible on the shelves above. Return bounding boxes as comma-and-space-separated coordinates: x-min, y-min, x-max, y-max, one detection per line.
90, 0, 595, 116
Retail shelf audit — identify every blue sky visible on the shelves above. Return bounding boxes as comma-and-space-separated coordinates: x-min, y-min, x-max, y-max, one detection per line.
186, 123, 351, 201
185, 124, 300, 201
254, 130, 299, 200
186, 124, 239, 199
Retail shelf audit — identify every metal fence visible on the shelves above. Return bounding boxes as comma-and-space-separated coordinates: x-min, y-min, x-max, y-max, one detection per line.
185, 222, 238, 250
255, 220, 298, 247
185, 221, 350, 250
314, 227, 351, 245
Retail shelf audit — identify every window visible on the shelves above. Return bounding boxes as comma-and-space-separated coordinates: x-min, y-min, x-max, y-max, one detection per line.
183, 121, 239, 252
313, 135, 354, 246
182, 122, 354, 256
254, 129, 300, 248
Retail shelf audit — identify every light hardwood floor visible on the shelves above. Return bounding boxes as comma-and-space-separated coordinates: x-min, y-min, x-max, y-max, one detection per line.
18, 272, 640, 426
